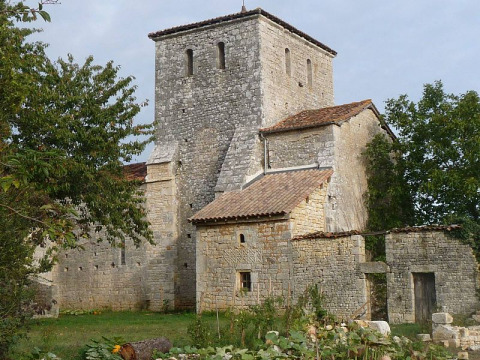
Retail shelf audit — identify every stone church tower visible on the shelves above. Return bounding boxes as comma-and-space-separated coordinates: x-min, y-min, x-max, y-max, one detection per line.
146, 9, 337, 308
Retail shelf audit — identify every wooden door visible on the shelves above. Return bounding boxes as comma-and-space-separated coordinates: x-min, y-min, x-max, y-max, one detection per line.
413, 273, 436, 323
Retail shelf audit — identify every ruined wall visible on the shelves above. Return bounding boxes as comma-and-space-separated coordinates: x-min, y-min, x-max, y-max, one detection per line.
292, 235, 367, 319
52, 236, 147, 311
259, 16, 335, 127
196, 220, 293, 311
386, 230, 480, 324
290, 185, 328, 237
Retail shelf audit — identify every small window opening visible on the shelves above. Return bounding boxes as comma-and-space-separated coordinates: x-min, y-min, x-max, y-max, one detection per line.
65, 254, 68, 258
185, 49, 194, 76
187, 233, 192, 238
307, 59, 313, 87
217, 42, 226, 69
94, 265, 99, 270
285, 48, 291, 76
184, 262, 188, 268
239, 234, 246, 244
78, 267, 83, 271
306, 196, 310, 204
239, 272, 252, 292
121, 239, 126, 265
64, 267, 69, 272
189, 203, 193, 209
111, 262, 116, 268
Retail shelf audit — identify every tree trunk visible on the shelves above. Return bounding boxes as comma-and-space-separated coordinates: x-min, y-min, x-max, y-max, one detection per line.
119, 337, 172, 360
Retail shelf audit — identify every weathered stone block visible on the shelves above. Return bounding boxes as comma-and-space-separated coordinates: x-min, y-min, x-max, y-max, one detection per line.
416, 334, 431, 342
432, 313, 453, 324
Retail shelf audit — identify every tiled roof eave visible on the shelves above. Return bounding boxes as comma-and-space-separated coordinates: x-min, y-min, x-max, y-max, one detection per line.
190, 211, 289, 225
260, 121, 339, 135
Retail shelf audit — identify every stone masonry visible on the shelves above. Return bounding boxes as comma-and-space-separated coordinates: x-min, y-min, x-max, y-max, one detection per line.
386, 229, 479, 324
37, 9, 480, 318
148, 9, 336, 308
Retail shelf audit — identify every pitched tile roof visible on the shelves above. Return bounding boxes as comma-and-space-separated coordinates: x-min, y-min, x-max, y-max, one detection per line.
124, 162, 147, 181
260, 100, 378, 134
148, 8, 336, 56
190, 169, 333, 224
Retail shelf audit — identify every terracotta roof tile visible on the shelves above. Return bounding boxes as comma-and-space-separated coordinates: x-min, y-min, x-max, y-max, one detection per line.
148, 8, 336, 56
260, 100, 375, 134
390, 225, 461, 233
124, 162, 147, 181
190, 169, 333, 224
292, 230, 362, 241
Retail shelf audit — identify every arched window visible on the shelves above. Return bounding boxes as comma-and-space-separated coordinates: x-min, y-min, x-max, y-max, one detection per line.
217, 42, 226, 69
285, 48, 291, 76
185, 49, 193, 76
239, 233, 246, 244
307, 59, 312, 87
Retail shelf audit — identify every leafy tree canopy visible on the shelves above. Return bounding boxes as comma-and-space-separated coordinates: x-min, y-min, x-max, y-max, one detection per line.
365, 81, 480, 231
0, 1, 153, 355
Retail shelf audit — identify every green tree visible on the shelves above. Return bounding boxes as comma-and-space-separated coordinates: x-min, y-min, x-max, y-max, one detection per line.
365, 81, 480, 228
0, 1, 153, 356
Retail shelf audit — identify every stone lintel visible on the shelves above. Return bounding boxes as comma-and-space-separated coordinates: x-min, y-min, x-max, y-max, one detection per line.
359, 261, 389, 274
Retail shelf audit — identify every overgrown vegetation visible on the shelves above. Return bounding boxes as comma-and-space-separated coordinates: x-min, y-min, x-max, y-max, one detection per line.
12, 290, 453, 360
0, 1, 153, 356
364, 81, 480, 255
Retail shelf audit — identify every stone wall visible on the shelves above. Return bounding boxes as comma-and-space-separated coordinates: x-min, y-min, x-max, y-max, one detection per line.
259, 16, 335, 127
144, 161, 178, 310
196, 219, 293, 311
290, 185, 328, 237
153, 16, 265, 308
292, 235, 367, 320
263, 109, 385, 233
328, 109, 385, 232
152, 13, 337, 308
386, 230, 480, 324
265, 126, 335, 170
52, 235, 148, 311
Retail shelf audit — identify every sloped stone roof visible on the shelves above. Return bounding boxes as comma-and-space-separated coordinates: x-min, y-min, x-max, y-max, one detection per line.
148, 8, 336, 56
124, 162, 147, 181
190, 169, 333, 224
260, 100, 377, 134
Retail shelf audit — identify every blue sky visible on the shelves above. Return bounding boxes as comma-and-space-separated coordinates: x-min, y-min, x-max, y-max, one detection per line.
29, 0, 480, 163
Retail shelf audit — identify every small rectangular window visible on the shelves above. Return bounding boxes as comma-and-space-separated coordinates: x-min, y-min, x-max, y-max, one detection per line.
239, 272, 252, 292
285, 48, 291, 76
307, 59, 313, 87
121, 239, 126, 265
217, 42, 226, 69
186, 49, 194, 76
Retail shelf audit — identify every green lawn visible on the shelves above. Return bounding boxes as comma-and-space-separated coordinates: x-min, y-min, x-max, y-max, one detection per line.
10, 311, 215, 360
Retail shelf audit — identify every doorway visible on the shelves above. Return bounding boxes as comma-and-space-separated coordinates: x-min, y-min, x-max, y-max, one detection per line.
413, 272, 436, 323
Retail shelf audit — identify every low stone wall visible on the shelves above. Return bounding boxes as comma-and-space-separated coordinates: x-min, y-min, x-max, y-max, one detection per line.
386, 230, 479, 324
291, 235, 367, 320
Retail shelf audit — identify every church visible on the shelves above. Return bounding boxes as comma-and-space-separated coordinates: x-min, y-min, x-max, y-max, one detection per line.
37, 8, 479, 323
